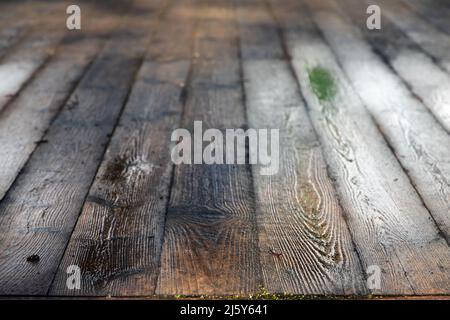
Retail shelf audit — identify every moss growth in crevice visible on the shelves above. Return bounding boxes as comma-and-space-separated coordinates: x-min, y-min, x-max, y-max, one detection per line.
308, 66, 337, 102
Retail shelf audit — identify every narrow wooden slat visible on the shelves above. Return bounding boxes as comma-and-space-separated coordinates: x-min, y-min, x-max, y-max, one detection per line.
0, 1, 126, 201
271, 0, 450, 294
379, 0, 450, 74
0, 1, 70, 112
0, 0, 164, 295
49, 2, 195, 296
156, 0, 262, 295
316, 0, 450, 243
236, 0, 366, 295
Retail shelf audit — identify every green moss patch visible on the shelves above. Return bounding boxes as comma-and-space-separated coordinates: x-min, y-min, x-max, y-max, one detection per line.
308, 66, 336, 102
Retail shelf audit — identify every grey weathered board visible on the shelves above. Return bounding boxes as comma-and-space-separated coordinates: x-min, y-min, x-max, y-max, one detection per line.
0, 0, 164, 295
340, 0, 450, 132
402, 0, 450, 34
236, 0, 366, 295
50, 1, 194, 296
271, 0, 450, 294
379, 0, 450, 74
156, 0, 262, 295
0, 1, 69, 112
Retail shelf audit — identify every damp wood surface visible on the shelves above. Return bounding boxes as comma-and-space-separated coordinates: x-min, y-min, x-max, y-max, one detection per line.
0, 0, 449, 297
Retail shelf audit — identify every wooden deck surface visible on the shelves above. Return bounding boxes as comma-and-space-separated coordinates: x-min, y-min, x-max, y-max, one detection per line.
0, 0, 449, 298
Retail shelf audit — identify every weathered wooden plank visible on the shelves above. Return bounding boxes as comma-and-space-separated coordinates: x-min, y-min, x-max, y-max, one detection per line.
0, 1, 70, 112
0, 0, 164, 295
401, 0, 450, 35
315, 0, 450, 243
0, 1, 126, 201
271, 0, 450, 294
347, 9, 450, 133
49, 2, 195, 296
379, 0, 450, 74
0, 0, 23, 19
156, 0, 262, 295
0, 42, 99, 201
236, 0, 366, 295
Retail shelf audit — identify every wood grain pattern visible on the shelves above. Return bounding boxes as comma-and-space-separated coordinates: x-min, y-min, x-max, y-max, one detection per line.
315, 0, 450, 243
0, 1, 126, 201
340, 1, 450, 133
400, 0, 450, 35
0, 0, 164, 295
236, 0, 366, 295
156, 0, 262, 295
49, 1, 195, 296
272, 0, 450, 294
